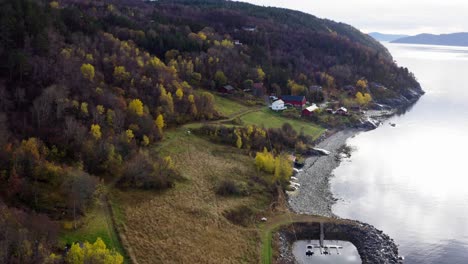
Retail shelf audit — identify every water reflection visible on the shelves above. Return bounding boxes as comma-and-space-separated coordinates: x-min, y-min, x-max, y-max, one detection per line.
292, 240, 361, 264
330, 43, 468, 264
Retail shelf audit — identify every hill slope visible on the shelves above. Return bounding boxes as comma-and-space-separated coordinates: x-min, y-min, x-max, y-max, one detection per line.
392, 32, 468, 47
369, 32, 410, 42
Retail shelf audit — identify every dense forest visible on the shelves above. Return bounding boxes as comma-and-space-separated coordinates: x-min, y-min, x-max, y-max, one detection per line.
0, 0, 421, 263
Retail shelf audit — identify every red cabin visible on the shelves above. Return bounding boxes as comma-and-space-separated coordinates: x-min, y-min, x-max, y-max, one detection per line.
302, 104, 319, 116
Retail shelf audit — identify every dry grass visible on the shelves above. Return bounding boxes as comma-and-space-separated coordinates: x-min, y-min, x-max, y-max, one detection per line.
116, 129, 272, 263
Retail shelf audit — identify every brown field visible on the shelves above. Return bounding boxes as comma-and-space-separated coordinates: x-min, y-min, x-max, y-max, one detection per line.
114, 128, 273, 263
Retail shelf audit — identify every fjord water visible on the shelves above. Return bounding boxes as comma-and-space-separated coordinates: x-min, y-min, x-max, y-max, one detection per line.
331, 43, 468, 264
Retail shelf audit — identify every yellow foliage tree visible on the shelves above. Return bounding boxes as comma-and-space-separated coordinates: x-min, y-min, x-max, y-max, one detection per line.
155, 114, 165, 134
159, 86, 174, 114
142, 135, 150, 146
66, 243, 84, 264
255, 148, 275, 174
188, 94, 195, 103
175, 88, 184, 100
125, 129, 134, 142
106, 109, 115, 126
287, 80, 306, 96
49, 1, 59, 9
66, 238, 123, 264
128, 99, 144, 116
197, 32, 207, 41
221, 39, 234, 48
96, 105, 105, 115
356, 79, 368, 90
256, 67, 266, 81
320, 73, 335, 88
90, 124, 102, 140
80, 102, 89, 116
113, 66, 130, 82
364, 93, 372, 104
355, 92, 372, 106
274, 154, 293, 183
80, 63, 95, 81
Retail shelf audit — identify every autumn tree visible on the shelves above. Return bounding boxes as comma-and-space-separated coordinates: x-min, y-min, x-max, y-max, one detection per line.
66, 237, 123, 264
256, 67, 266, 82
155, 114, 165, 134
255, 148, 275, 174
274, 154, 293, 183
175, 88, 183, 100
287, 80, 306, 96
214, 70, 227, 86
80, 63, 95, 81
128, 99, 144, 116
49, 1, 59, 8
355, 92, 372, 106
113, 66, 130, 82
356, 79, 368, 90
90, 124, 102, 140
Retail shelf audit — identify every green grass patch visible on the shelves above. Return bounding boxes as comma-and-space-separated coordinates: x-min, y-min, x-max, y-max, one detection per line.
213, 94, 249, 117
241, 109, 326, 140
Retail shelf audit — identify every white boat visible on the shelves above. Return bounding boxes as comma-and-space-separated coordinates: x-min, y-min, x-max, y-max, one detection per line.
311, 147, 331, 156
290, 182, 300, 187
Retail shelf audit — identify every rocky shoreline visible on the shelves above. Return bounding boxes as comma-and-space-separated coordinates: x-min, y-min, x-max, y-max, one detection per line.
288, 129, 360, 217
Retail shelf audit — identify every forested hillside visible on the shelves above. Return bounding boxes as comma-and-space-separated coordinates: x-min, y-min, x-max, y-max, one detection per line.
0, 0, 421, 263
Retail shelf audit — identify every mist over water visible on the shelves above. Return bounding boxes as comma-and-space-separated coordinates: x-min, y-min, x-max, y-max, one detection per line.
331, 43, 468, 264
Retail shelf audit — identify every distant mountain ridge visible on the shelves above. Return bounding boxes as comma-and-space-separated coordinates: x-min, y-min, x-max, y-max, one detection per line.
392, 32, 468, 47
369, 32, 409, 42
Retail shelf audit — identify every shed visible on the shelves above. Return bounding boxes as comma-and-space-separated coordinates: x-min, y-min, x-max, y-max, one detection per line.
218, 85, 235, 94
336, 107, 348, 115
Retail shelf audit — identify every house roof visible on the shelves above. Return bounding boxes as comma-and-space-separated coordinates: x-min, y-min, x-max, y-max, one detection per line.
272, 99, 284, 105
304, 104, 318, 112
280, 95, 306, 103
223, 85, 235, 91
337, 107, 348, 112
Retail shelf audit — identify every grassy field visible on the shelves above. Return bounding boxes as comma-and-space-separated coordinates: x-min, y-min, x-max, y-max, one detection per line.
59, 199, 128, 261
213, 94, 250, 117
241, 109, 326, 140
116, 128, 273, 263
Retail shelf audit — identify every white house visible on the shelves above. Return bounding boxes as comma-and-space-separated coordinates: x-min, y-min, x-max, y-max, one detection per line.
271, 99, 286, 111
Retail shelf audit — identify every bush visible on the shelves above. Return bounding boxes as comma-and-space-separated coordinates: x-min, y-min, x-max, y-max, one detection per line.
119, 151, 176, 190
216, 179, 249, 196
223, 205, 256, 227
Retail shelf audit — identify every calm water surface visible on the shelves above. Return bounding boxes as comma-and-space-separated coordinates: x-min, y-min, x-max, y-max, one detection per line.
331, 43, 468, 264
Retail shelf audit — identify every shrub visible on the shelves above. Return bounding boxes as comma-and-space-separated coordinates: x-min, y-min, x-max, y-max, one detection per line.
119, 151, 176, 190
223, 205, 256, 227
216, 179, 249, 196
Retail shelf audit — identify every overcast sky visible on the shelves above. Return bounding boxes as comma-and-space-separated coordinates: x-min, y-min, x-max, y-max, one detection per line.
239, 0, 468, 35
